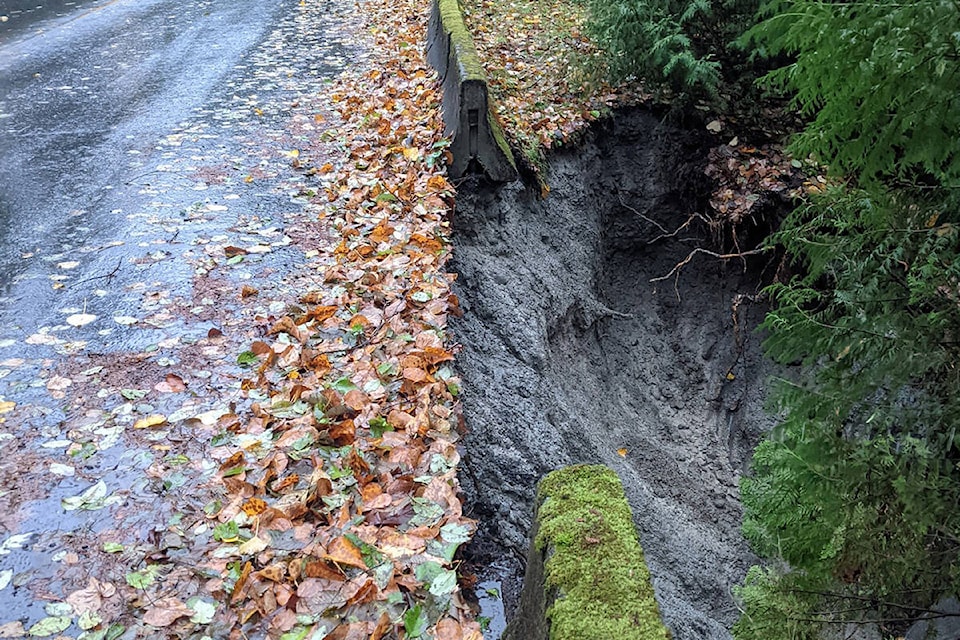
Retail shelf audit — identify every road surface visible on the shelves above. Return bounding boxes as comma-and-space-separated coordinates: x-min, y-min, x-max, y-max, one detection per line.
0, 0, 357, 632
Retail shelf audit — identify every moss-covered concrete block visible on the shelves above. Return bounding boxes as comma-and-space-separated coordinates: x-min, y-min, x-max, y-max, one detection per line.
504, 465, 671, 640
426, 0, 517, 181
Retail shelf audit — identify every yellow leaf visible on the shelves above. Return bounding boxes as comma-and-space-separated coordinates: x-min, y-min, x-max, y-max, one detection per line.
243, 175, 254, 183
239, 536, 268, 555
726, 372, 736, 381
402, 147, 420, 161
616, 448, 628, 458
0, 401, 14, 414
134, 414, 167, 429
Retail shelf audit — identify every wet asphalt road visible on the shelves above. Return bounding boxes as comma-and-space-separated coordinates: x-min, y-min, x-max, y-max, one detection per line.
0, 0, 356, 628
0, 0, 292, 330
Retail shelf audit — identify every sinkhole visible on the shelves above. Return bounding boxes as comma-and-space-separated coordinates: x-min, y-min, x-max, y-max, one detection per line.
451, 108, 780, 639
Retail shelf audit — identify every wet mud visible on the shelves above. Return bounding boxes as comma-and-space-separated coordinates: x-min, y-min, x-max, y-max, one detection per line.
452, 108, 779, 639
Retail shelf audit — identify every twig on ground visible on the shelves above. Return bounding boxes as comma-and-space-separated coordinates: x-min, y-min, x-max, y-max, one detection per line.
72, 259, 123, 287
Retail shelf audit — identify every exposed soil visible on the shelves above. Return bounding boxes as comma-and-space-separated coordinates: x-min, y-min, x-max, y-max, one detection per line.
452, 108, 780, 639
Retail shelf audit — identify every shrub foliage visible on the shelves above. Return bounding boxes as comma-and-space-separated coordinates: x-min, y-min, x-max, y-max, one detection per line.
584, 0, 760, 95
734, 0, 960, 636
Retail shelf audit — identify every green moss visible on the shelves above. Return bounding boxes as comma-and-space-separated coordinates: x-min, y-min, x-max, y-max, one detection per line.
487, 107, 518, 171
537, 465, 671, 640
437, 0, 485, 81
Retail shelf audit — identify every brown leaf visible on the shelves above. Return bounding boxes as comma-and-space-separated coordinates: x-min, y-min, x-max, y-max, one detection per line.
143, 597, 191, 627
224, 246, 247, 258
271, 474, 300, 493
324, 621, 374, 640
255, 564, 286, 583
218, 451, 245, 474
307, 305, 339, 322
295, 578, 349, 613
242, 497, 268, 517
435, 618, 463, 640
268, 317, 302, 341
155, 373, 187, 393
230, 561, 253, 604
343, 389, 370, 411
370, 612, 393, 640
240, 285, 259, 298
323, 536, 367, 569
303, 558, 346, 581
330, 419, 356, 445
402, 367, 428, 383
65, 577, 110, 614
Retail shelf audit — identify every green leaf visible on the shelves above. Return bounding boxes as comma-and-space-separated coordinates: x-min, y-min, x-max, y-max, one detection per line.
428, 568, 457, 598
415, 561, 444, 583
403, 604, 428, 638
29, 616, 72, 637
186, 596, 216, 624
62, 480, 121, 511
344, 533, 385, 568
410, 498, 444, 527
120, 388, 147, 400
213, 520, 240, 542
369, 416, 393, 438
78, 610, 102, 630
222, 465, 246, 478
125, 565, 159, 589
102, 542, 124, 553
236, 351, 258, 367
203, 499, 222, 516
440, 523, 471, 544
330, 376, 357, 393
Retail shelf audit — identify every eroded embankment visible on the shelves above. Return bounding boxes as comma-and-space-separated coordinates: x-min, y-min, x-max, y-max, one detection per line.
452, 108, 779, 639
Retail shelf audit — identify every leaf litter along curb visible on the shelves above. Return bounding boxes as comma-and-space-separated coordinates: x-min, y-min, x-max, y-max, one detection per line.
0, 0, 477, 638
194, 0, 483, 638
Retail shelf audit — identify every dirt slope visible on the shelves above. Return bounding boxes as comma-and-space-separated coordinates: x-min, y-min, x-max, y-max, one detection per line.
452, 108, 779, 639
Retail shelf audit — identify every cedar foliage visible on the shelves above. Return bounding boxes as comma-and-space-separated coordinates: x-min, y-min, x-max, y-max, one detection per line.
735, 187, 960, 638
733, 0, 960, 636
584, 0, 760, 95
742, 0, 960, 185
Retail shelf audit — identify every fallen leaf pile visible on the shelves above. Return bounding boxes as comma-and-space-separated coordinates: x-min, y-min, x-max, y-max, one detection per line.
189, 0, 483, 637
461, 0, 633, 180
704, 139, 828, 223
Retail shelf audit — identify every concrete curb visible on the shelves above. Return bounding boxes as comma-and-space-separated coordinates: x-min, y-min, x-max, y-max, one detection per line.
426, 0, 517, 182
503, 465, 671, 640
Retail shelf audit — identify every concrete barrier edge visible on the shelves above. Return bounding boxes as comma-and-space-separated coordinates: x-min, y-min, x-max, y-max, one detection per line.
426, 0, 518, 182
503, 465, 672, 640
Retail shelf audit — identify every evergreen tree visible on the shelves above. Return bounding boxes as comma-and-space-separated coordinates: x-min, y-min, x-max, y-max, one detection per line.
735, 1, 960, 636
584, 0, 761, 95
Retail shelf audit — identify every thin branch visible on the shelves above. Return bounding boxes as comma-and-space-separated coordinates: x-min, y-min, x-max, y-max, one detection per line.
650, 247, 772, 301
617, 193, 668, 235
71, 259, 123, 287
